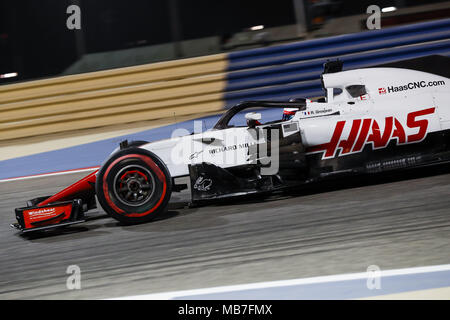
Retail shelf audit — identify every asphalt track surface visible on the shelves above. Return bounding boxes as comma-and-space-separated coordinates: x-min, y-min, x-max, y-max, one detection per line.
1, 165, 450, 299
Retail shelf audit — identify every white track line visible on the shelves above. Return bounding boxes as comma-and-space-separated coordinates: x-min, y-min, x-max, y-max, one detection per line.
110, 264, 450, 300
0, 167, 99, 183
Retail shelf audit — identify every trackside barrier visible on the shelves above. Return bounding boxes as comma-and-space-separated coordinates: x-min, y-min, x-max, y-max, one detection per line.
225, 18, 450, 106
0, 19, 449, 141
0, 54, 228, 141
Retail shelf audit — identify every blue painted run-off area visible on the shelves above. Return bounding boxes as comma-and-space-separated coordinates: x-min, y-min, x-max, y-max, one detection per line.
176, 269, 450, 300
0, 114, 219, 180
0, 108, 286, 180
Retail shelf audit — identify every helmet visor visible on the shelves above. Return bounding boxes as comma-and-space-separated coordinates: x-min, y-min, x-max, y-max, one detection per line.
282, 110, 296, 121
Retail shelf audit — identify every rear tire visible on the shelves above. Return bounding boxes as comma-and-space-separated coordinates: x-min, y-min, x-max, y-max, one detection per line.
95, 148, 172, 224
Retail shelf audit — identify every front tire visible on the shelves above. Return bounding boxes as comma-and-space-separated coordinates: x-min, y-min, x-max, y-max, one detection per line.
95, 148, 172, 224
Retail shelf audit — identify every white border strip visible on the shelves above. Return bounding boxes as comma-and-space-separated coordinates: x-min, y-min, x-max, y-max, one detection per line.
110, 264, 450, 300
0, 167, 99, 183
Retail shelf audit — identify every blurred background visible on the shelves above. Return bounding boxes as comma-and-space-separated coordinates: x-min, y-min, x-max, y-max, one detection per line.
1, 0, 449, 83
0, 0, 449, 151
1, 1, 450, 300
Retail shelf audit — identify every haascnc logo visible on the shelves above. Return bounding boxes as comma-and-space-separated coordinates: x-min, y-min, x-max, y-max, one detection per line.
379, 80, 445, 95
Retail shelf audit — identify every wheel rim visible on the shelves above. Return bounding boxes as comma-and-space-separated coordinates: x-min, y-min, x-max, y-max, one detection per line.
112, 164, 156, 207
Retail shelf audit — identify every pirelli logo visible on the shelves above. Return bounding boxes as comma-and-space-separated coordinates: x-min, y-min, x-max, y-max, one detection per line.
379, 80, 445, 95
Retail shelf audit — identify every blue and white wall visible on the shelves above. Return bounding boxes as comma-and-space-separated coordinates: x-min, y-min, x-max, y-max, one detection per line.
1, 18, 449, 181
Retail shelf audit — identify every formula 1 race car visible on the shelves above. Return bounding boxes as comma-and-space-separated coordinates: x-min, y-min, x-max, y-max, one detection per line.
12, 56, 450, 233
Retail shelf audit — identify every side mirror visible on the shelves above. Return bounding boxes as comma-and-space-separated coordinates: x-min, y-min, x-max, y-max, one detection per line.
245, 112, 261, 121
245, 112, 262, 128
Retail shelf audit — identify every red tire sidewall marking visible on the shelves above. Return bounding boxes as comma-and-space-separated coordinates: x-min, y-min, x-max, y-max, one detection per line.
102, 154, 167, 217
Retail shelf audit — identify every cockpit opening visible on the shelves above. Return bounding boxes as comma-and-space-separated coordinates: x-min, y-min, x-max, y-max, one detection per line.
346, 85, 367, 98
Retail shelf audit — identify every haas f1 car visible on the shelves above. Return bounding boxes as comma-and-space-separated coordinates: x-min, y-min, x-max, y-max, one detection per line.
12, 57, 450, 233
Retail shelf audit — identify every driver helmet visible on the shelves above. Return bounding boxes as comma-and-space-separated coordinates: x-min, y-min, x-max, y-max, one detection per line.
282, 97, 304, 121
282, 108, 299, 121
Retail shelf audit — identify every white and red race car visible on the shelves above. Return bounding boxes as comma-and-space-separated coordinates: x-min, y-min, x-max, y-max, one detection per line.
12, 57, 450, 232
